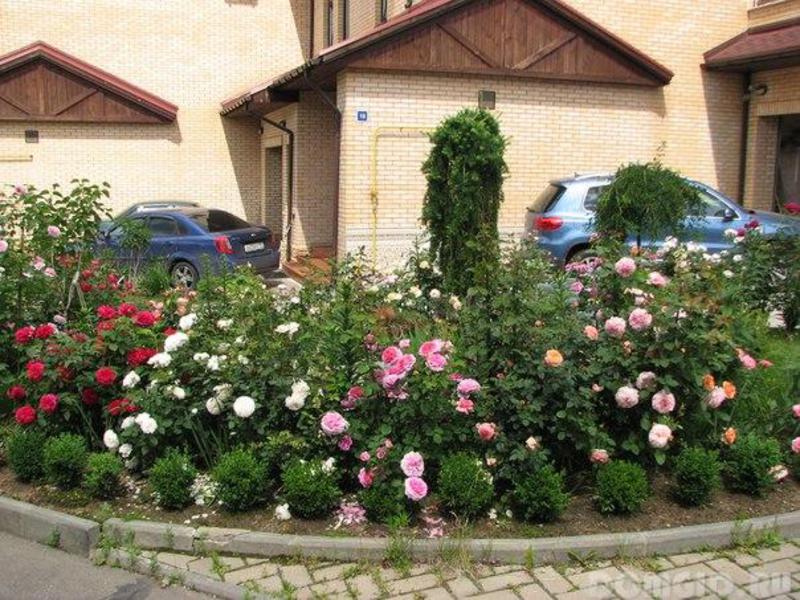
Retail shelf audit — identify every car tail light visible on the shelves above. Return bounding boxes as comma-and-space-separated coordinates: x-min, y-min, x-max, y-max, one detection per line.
214, 235, 234, 255
534, 216, 564, 232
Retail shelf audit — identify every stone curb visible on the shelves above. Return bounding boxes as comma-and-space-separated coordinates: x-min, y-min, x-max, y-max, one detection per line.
0, 495, 100, 557
102, 510, 800, 564
101, 548, 262, 600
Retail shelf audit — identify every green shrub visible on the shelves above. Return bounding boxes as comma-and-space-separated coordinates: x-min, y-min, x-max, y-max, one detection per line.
43, 434, 88, 490
258, 431, 310, 480
359, 481, 406, 524
437, 454, 494, 519
83, 453, 123, 499
149, 451, 197, 509
672, 447, 721, 507
6, 429, 46, 482
281, 460, 340, 519
723, 433, 781, 497
213, 448, 267, 512
511, 464, 570, 523
421, 108, 508, 294
595, 461, 649, 514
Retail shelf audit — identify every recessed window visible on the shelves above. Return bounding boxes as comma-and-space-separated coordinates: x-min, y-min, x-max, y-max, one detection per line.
340, 0, 349, 40
24, 129, 39, 143
377, 0, 388, 23
325, 0, 334, 47
478, 90, 496, 110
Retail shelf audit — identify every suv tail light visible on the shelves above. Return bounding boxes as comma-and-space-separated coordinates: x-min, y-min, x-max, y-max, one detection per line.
534, 216, 564, 232
214, 235, 234, 255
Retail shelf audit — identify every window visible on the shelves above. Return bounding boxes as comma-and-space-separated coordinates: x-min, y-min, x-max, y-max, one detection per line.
325, 0, 334, 47
341, 0, 349, 40
584, 186, 608, 211
378, 0, 388, 23
147, 217, 178, 236
190, 210, 252, 233
529, 185, 565, 212
692, 189, 734, 218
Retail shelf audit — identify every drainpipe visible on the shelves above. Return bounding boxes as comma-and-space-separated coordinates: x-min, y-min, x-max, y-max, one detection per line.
738, 71, 753, 204
309, 0, 315, 58
262, 117, 295, 262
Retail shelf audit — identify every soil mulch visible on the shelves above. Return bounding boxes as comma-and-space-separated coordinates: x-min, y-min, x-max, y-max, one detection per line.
1, 467, 798, 540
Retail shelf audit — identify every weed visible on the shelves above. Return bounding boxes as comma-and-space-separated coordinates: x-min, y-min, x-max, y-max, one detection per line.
44, 528, 61, 549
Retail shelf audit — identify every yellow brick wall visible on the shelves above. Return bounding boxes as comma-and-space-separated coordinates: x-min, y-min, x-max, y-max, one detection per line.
335, 0, 749, 264
0, 0, 308, 219
748, 0, 800, 28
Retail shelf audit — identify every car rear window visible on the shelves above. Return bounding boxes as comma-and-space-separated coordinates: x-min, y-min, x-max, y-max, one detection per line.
529, 185, 565, 213
584, 185, 609, 212
190, 210, 251, 232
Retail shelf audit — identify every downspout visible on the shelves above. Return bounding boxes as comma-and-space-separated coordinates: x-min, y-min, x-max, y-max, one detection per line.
738, 71, 753, 204
309, 0, 315, 58
262, 117, 295, 262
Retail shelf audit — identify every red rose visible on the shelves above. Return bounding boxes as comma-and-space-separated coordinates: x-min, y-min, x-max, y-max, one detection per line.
118, 303, 138, 317
107, 397, 137, 416
95, 366, 117, 387
133, 311, 156, 327
164, 327, 177, 336
127, 347, 157, 367
56, 365, 75, 381
79, 281, 93, 293
14, 326, 35, 345
96, 320, 115, 333
70, 331, 89, 343
96, 305, 118, 320
80, 269, 93, 280
26, 361, 45, 382
81, 387, 100, 405
34, 324, 56, 339
14, 405, 36, 426
6, 385, 27, 402
38, 393, 59, 414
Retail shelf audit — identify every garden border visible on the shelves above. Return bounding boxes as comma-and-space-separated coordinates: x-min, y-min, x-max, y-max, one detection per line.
2, 494, 800, 564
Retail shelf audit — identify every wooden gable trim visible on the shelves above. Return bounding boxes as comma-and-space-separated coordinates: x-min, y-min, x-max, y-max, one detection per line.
0, 42, 178, 124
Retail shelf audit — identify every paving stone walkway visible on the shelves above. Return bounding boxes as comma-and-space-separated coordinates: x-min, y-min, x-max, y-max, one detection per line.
141, 539, 800, 599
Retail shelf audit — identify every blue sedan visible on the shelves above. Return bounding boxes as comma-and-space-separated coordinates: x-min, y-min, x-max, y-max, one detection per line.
99, 207, 280, 287
525, 173, 800, 264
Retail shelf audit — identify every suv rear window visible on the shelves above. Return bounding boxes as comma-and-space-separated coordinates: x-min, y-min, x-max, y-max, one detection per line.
584, 185, 609, 212
190, 210, 251, 232
529, 185, 565, 213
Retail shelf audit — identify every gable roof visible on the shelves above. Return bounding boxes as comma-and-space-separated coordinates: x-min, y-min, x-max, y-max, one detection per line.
221, 0, 672, 116
0, 41, 177, 123
704, 20, 800, 72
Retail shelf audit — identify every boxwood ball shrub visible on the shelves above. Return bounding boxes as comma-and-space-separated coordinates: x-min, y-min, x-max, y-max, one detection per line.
43, 433, 88, 490
672, 447, 721, 507
6, 429, 46, 482
83, 452, 123, 499
359, 481, 406, 524
595, 461, 649, 515
511, 464, 570, 523
213, 448, 267, 512
723, 433, 781, 497
281, 460, 340, 519
149, 451, 197, 510
437, 453, 494, 519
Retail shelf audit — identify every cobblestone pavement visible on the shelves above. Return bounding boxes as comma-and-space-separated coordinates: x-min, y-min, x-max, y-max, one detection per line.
138, 539, 800, 599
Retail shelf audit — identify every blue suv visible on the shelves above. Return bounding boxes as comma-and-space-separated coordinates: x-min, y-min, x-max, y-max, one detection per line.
525, 173, 800, 264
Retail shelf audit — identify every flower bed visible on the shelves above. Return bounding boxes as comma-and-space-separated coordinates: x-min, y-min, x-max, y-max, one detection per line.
1, 182, 800, 538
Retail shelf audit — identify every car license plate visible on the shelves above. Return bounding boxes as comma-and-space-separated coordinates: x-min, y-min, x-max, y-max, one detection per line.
244, 242, 265, 253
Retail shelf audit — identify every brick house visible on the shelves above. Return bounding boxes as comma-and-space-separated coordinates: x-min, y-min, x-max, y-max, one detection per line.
0, 0, 798, 268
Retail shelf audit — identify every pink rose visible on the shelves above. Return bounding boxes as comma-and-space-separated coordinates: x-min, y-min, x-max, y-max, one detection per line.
647, 272, 668, 287
771, 464, 789, 482
792, 404, 800, 419
455, 397, 475, 414
47, 225, 61, 238
636, 371, 657, 390
419, 339, 444, 358
651, 389, 676, 414
648, 423, 673, 448
400, 354, 416, 372
584, 325, 599, 341
358, 468, 374, 488
614, 257, 637, 278
569, 280, 584, 294
320, 411, 349, 436
590, 449, 610, 464
628, 308, 653, 332
615, 386, 639, 409
426, 352, 447, 372
400, 451, 425, 477
338, 435, 353, 451
758, 359, 773, 368
792, 437, 800, 454
705, 387, 726, 409
404, 476, 428, 501
375, 446, 387, 460
398, 338, 411, 349
476, 422, 496, 441
737, 350, 757, 370
457, 378, 481, 396
604, 317, 627, 338
359, 451, 371, 462
381, 346, 403, 365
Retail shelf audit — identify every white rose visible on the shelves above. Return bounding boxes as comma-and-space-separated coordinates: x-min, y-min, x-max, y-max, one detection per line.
233, 396, 256, 418
193, 352, 210, 362
274, 503, 292, 521
172, 386, 186, 400
207, 355, 221, 371
164, 332, 189, 352
386, 292, 402, 302
275, 322, 300, 336
723, 270, 734, 279
119, 443, 133, 459
139, 416, 157, 435
213, 384, 232, 401
122, 371, 141, 389
290, 296, 301, 304
237, 355, 249, 365
449, 296, 462, 311
525, 436, 540, 452
179, 313, 197, 331
429, 288, 441, 299
321, 457, 336, 474
291, 380, 310, 397
103, 430, 119, 450
285, 394, 305, 411
419, 260, 430, 270
408, 286, 422, 298
216, 319, 232, 330
121, 416, 135, 430
733, 254, 744, 263
206, 397, 223, 415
